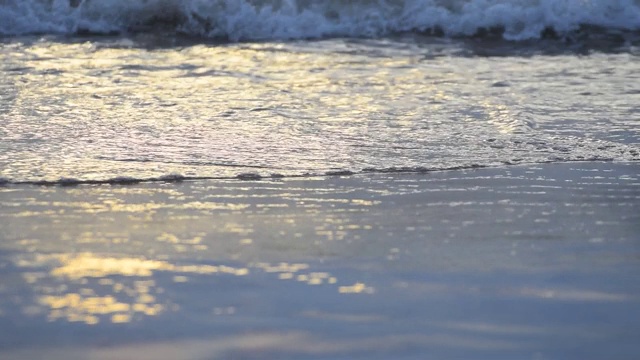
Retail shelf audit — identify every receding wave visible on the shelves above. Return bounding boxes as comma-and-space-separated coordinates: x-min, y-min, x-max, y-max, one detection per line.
1, 0, 639, 41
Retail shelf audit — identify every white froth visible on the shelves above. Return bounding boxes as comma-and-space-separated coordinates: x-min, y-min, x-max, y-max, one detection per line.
1, 0, 639, 40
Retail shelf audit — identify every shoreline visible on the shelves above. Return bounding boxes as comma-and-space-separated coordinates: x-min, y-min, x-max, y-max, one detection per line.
1, 159, 638, 187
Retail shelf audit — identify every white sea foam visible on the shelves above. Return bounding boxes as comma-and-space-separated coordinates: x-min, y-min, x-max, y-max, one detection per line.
1, 0, 639, 40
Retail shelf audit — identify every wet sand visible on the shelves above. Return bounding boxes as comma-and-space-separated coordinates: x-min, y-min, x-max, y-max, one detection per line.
1, 162, 639, 360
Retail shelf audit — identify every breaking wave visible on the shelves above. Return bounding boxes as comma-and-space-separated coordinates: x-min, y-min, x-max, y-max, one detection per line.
1, 0, 639, 41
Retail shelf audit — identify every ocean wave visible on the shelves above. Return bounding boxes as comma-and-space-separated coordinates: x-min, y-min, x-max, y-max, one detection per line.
1, 0, 639, 41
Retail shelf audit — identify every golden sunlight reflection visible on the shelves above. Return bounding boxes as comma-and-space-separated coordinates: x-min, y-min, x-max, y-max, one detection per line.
482, 102, 532, 134
14, 199, 252, 216
49, 253, 250, 278
156, 232, 208, 252
338, 283, 375, 294
253, 262, 348, 289
21, 253, 250, 325
16, 254, 373, 326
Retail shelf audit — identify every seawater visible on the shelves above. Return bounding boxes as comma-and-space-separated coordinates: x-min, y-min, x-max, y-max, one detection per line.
1, 2, 640, 359
2, 0, 640, 40
1, 1, 640, 184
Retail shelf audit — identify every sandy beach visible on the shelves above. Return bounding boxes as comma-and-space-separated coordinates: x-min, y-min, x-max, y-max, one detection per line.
2, 1, 640, 358
1, 161, 639, 359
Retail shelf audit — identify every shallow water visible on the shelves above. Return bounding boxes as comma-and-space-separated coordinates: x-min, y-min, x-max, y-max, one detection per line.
1, 34, 639, 184
1, 163, 639, 359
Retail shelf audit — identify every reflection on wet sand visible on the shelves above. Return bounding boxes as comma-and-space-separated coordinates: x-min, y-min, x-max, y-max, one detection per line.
0, 163, 639, 359
2, 331, 523, 360
21, 253, 246, 325
14, 251, 369, 326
